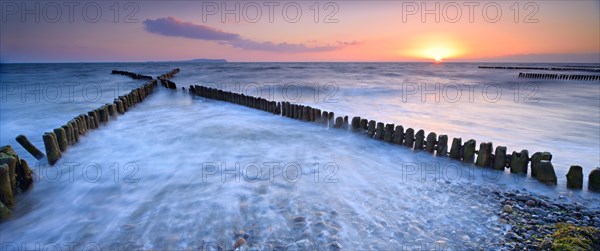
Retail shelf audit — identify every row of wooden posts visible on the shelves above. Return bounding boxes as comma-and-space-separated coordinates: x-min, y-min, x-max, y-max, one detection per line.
188, 84, 600, 192
518, 72, 600, 81
15, 80, 159, 166
1, 146, 34, 222
158, 68, 180, 89
479, 66, 600, 73
110, 70, 153, 80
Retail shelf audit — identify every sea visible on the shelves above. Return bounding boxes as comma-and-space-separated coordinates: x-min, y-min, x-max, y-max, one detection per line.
0, 62, 599, 249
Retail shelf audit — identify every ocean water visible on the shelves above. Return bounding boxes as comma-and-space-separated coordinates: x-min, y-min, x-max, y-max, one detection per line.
0, 62, 599, 249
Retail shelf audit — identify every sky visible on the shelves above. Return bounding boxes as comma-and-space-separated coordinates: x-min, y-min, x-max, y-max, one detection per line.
1, 1, 599, 63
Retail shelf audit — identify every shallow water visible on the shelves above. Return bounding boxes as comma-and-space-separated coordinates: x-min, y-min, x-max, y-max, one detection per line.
0, 62, 599, 249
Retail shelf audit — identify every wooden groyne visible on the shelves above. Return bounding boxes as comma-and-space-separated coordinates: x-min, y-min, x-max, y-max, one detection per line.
479, 66, 600, 73
518, 72, 600, 81
39, 79, 158, 165
111, 70, 153, 80
189, 84, 600, 192
1, 145, 34, 222
158, 68, 180, 89
14, 70, 187, 166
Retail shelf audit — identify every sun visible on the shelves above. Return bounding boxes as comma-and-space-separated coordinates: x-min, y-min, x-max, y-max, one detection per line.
427, 48, 450, 63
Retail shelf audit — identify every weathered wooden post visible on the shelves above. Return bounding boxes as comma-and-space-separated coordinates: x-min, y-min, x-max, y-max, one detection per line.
115, 99, 125, 114
0, 164, 14, 209
589, 168, 600, 192
475, 142, 492, 167
343, 116, 349, 129
360, 119, 368, 131
462, 139, 476, 163
70, 121, 79, 143
314, 109, 321, 122
392, 126, 404, 145
0, 155, 17, 195
322, 111, 328, 125
384, 124, 394, 142
367, 120, 376, 137
53, 128, 68, 152
15, 135, 45, 159
42, 132, 61, 165
108, 103, 117, 116
566, 165, 583, 189
449, 138, 462, 160
425, 132, 437, 153
536, 160, 557, 185
510, 150, 529, 174
61, 125, 72, 145
492, 146, 507, 170
414, 130, 425, 150
403, 128, 415, 148
530, 152, 552, 178
328, 112, 335, 128
374, 122, 384, 140
351, 117, 361, 131
436, 135, 448, 156
334, 117, 344, 128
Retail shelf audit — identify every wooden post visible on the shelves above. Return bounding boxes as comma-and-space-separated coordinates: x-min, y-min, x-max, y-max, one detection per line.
566, 165, 583, 189
403, 128, 415, 148
475, 142, 492, 167
360, 119, 368, 130
70, 121, 79, 143
384, 124, 394, 142
535, 160, 557, 185
449, 138, 462, 160
334, 117, 344, 128
414, 130, 425, 150
115, 99, 125, 114
510, 150, 529, 174
392, 126, 404, 145
492, 146, 507, 170
530, 152, 552, 178
87, 111, 97, 129
43, 132, 61, 165
0, 155, 17, 196
61, 125, 72, 145
53, 128, 68, 152
589, 168, 600, 192
374, 122, 384, 140
328, 112, 335, 128
367, 120, 376, 137
15, 135, 45, 159
463, 140, 476, 164
351, 117, 361, 131
321, 111, 328, 124
436, 135, 448, 156
0, 164, 14, 209
108, 103, 117, 116
342, 116, 349, 129
425, 132, 437, 153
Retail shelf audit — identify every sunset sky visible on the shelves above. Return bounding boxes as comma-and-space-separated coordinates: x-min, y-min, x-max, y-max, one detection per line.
1, 1, 599, 63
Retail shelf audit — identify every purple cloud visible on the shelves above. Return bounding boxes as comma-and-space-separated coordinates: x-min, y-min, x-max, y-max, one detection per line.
143, 17, 239, 41
143, 17, 355, 53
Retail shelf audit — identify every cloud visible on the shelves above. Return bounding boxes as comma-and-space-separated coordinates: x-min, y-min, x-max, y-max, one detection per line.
143, 17, 355, 53
143, 17, 240, 41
